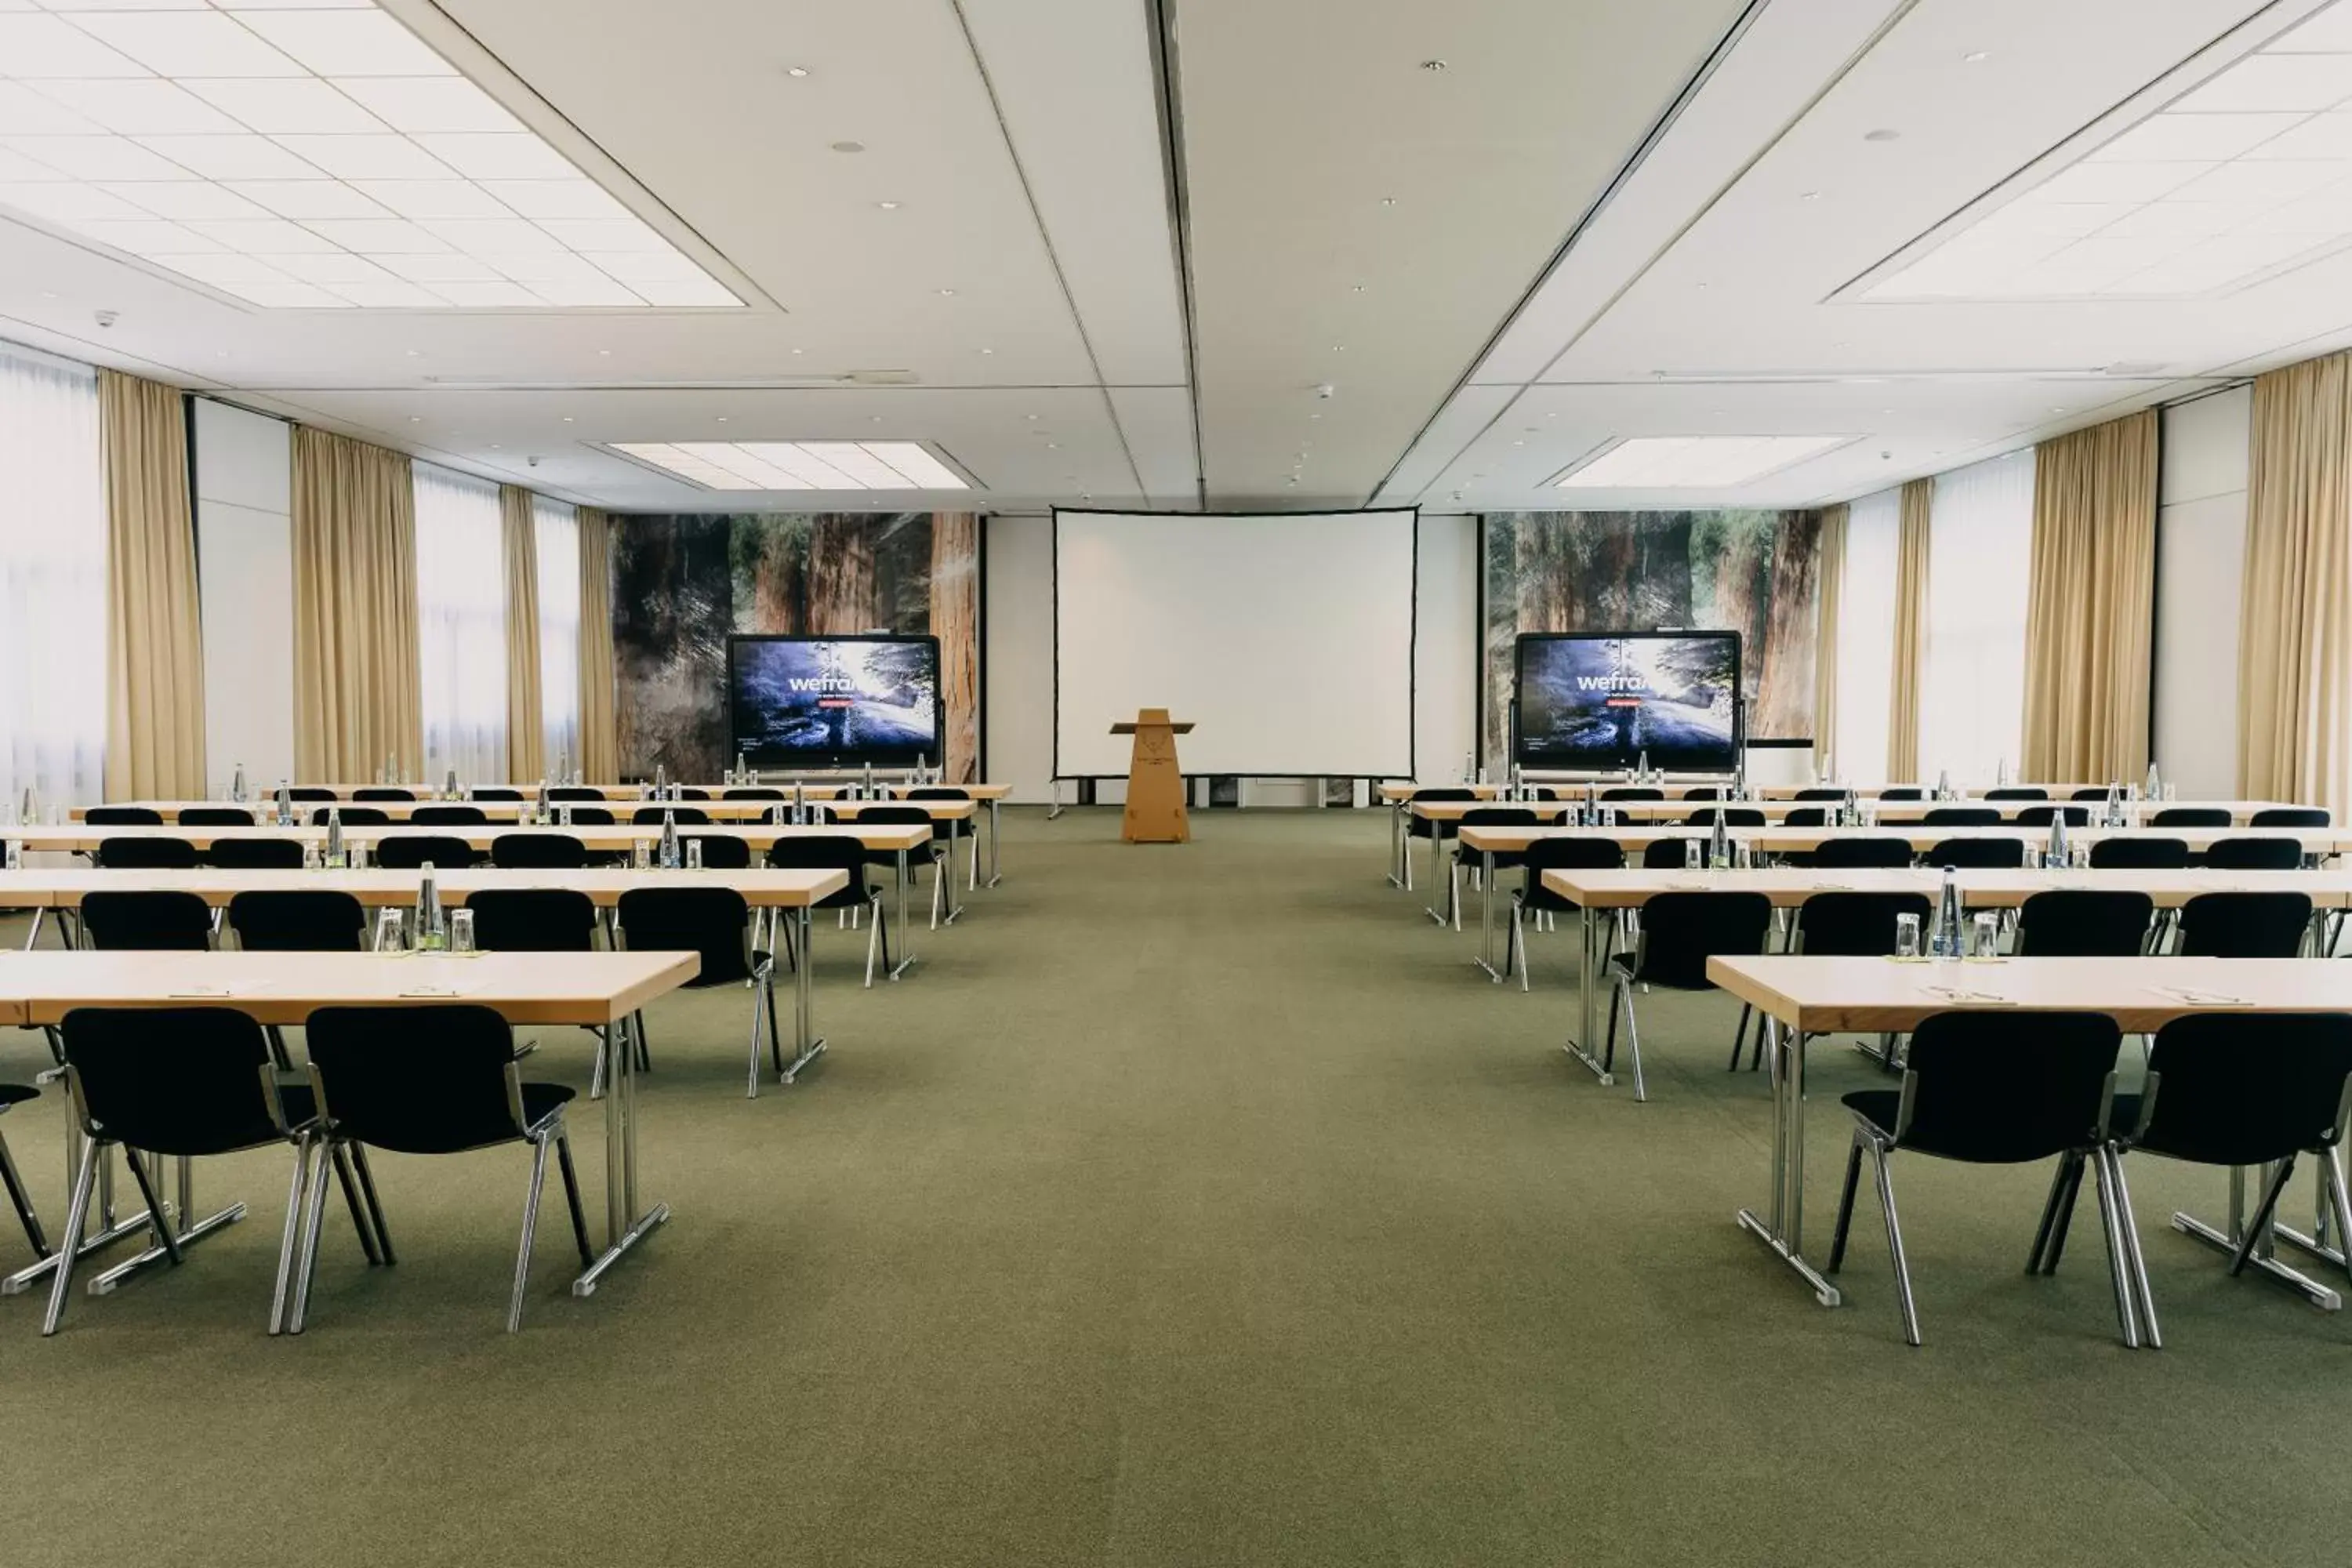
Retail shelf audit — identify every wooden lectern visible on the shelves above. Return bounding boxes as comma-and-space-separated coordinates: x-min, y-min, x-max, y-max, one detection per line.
1112, 708, 1193, 843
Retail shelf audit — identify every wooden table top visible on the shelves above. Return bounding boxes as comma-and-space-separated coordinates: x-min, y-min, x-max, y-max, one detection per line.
1410, 798, 2308, 826
5, 822, 934, 854
1542, 865, 2352, 910
1378, 783, 1504, 801
0, 949, 699, 1029
82, 797, 976, 825
1454, 823, 2352, 855
1707, 954, 2352, 1035
172, 779, 1008, 804
0, 866, 851, 911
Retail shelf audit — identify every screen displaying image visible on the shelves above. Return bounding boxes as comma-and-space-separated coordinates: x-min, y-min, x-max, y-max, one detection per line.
1514, 632, 1741, 771
728, 635, 942, 768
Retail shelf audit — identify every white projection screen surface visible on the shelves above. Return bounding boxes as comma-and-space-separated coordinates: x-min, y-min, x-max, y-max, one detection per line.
1054, 510, 1417, 778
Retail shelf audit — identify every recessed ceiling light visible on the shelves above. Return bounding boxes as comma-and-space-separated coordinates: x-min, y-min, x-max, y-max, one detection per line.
610, 439, 971, 492
1309, 412, 1321, 420
1046, 442, 1058, 449
598, 349, 612, 356
1332, 344, 1345, 352
716, 416, 727, 423
1420, 60, 1447, 71
876, 200, 901, 210
790, 347, 803, 354
1864, 128, 1901, 142
1512, 440, 1524, 446
1556, 434, 1853, 488
1380, 197, 1397, 207
978, 347, 993, 355
1963, 50, 1989, 63
787, 66, 811, 78
489, 443, 500, 448
1799, 191, 1821, 201
408, 416, 420, 423
869, 415, 884, 423
405, 349, 419, 357
936, 288, 955, 296
1025, 412, 1038, 420
831, 141, 864, 154
561, 416, 573, 422
1351, 284, 1366, 292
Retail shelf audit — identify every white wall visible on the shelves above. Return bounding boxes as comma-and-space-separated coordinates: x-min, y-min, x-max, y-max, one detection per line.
1412, 513, 1477, 784
2154, 385, 2250, 799
193, 398, 293, 793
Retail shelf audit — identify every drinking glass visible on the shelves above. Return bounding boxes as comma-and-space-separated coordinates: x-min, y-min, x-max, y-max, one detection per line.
373, 908, 408, 953
1894, 912, 1922, 958
3, 840, 20, 872
448, 909, 476, 954
1970, 912, 2001, 960
559, 804, 574, 827
633, 840, 652, 870
1683, 839, 1703, 870
686, 839, 704, 871
1733, 840, 1753, 870
2070, 840, 2092, 869
303, 841, 321, 870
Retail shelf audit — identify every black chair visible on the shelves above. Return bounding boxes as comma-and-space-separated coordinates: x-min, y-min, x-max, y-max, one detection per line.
2071, 788, 2116, 802
492, 833, 590, 869
410, 805, 487, 826
85, 807, 162, 826
1926, 836, 2024, 868
675, 788, 711, 801
313, 807, 388, 826
178, 808, 254, 827
352, 788, 414, 802
1807, 837, 1914, 869
766, 835, 893, 988
46, 1007, 350, 1335
206, 837, 306, 869
1506, 837, 1625, 992
1450, 807, 1541, 929
463, 888, 627, 1088
2252, 808, 2330, 828
95, 836, 199, 869
471, 789, 524, 802
80, 890, 211, 951
686, 833, 753, 870
2089, 837, 2190, 869
1793, 788, 1846, 801
1985, 788, 2049, 800
562, 806, 616, 826
2099, 1014, 2352, 1345
1831, 1011, 2132, 1347
2016, 890, 2154, 956
1796, 891, 1934, 957
289, 788, 336, 803
548, 786, 605, 803
851, 804, 952, 927
1921, 807, 2000, 826
0, 1078, 45, 1265
907, 786, 980, 887
633, 806, 710, 826
724, 788, 785, 800
616, 888, 789, 1096
2176, 891, 2313, 958
1640, 837, 1700, 869
1685, 808, 1766, 827
1879, 788, 1923, 801
1403, 788, 1475, 892
2015, 805, 2089, 828
371, 834, 477, 869
2203, 836, 2303, 871
296, 1005, 591, 1333
2152, 808, 2231, 828
1784, 808, 1828, 827
228, 891, 365, 953
1602, 891, 1772, 1101
1601, 787, 1664, 801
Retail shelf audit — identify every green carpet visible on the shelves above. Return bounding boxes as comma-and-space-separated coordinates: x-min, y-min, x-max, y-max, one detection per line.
0, 808, 2339, 1566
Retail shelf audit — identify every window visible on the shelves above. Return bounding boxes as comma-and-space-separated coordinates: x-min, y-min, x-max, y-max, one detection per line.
1919, 450, 2034, 788
412, 463, 508, 786
1831, 487, 1900, 784
532, 495, 581, 775
0, 343, 105, 814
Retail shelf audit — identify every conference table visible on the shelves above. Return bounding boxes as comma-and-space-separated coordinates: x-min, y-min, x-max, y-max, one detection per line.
0, 948, 700, 1304
1703, 953, 2352, 1313
1405, 797, 2303, 826
1377, 783, 1502, 887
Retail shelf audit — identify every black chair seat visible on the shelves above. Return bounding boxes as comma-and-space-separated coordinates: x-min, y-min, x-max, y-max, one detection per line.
378, 1083, 577, 1156
0, 1082, 36, 1109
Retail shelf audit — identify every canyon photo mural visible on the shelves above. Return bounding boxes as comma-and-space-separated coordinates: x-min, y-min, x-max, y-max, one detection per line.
612, 511, 979, 782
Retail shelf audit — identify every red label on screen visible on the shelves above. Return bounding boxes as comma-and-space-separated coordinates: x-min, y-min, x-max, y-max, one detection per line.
817, 698, 855, 709
1604, 697, 1644, 708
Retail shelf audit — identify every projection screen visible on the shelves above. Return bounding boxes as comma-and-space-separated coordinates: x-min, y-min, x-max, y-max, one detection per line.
1053, 509, 1417, 778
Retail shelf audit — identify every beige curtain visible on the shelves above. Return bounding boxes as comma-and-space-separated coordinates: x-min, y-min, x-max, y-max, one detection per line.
499, 485, 543, 782
1811, 503, 1847, 776
578, 507, 618, 780
2020, 412, 2158, 784
100, 369, 208, 800
292, 427, 421, 782
2241, 352, 2352, 817
1886, 478, 1932, 782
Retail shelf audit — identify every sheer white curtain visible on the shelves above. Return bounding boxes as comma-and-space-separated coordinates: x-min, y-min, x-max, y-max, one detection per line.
532, 495, 581, 775
0, 343, 106, 814
1831, 487, 1900, 784
412, 463, 508, 786
1920, 449, 2035, 787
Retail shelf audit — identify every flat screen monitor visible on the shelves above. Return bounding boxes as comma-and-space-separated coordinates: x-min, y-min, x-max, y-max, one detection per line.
1513, 631, 1741, 772
727, 634, 942, 769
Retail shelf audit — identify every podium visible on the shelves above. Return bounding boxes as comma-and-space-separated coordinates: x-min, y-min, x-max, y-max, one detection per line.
1112, 708, 1193, 843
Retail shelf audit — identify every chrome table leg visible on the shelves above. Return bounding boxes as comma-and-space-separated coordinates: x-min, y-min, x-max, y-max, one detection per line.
1386, 800, 1406, 889
986, 799, 1004, 887
890, 846, 917, 978
1475, 848, 1502, 982
1735, 1018, 1844, 1306
1562, 903, 1613, 1087
572, 1007, 669, 1298
776, 906, 826, 1083
2172, 1162, 2342, 1310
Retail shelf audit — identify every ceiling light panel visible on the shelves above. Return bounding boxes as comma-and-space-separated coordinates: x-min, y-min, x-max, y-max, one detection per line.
1555, 436, 1852, 488
612, 441, 975, 493
0, 0, 741, 310
1871, 5, 2352, 301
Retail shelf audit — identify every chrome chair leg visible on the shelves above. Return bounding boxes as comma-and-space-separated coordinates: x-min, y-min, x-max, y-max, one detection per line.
41, 1134, 100, 1336
554, 1129, 592, 1269
288, 1133, 336, 1334
2092, 1145, 2142, 1348
507, 1132, 550, 1333
590, 1024, 608, 1101
745, 973, 770, 1099
1620, 981, 1647, 1102
329, 1144, 380, 1267
269, 1134, 311, 1335
2230, 1156, 2299, 1276
2103, 1146, 2158, 1348
863, 895, 882, 987
2027, 1152, 2082, 1275
1870, 1141, 1922, 1347
1828, 1128, 1865, 1273
350, 1145, 392, 1265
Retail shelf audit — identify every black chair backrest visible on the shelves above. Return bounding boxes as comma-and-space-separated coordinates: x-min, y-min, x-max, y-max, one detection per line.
306, 1005, 526, 1154
466, 888, 597, 953
178, 807, 255, 826
633, 806, 710, 826
228, 890, 365, 952
1795, 891, 1933, 957
677, 788, 712, 800
1784, 808, 1827, 827
686, 834, 753, 869
206, 837, 305, 869
1629, 892, 1773, 989
2088, 836, 2189, 869
1601, 787, 1664, 801
1807, 837, 1914, 868
2252, 808, 2330, 827
548, 786, 605, 802
2151, 807, 2230, 828
2202, 835, 2303, 871
2016, 890, 2154, 956
85, 807, 162, 826
724, 788, 786, 800
1459, 807, 1539, 829
1899, 1011, 2123, 1162
471, 788, 524, 802
491, 833, 589, 869
1927, 836, 2026, 869
2014, 804, 2089, 827
565, 806, 616, 826
1984, 788, 2048, 800
1792, 788, 1845, 801
1878, 788, 1922, 801
2136, 1014, 2352, 1165
1921, 807, 2000, 826
764, 834, 874, 908
2071, 788, 2115, 802
2177, 892, 2312, 958
372, 834, 476, 869
80, 890, 212, 951
1641, 837, 1699, 869
1685, 808, 1766, 827
314, 806, 388, 826
410, 804, 486, 826
59, 1007, 287, 1156
618, 887, 755, 986
906, 786, 970, 800
1680, 787, 1723, 801
95, 835, 198, 869
853, 805, 934, 826
1523, 837, 1626, 871
289, 787, 336, 802
353, 788, 415, 801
